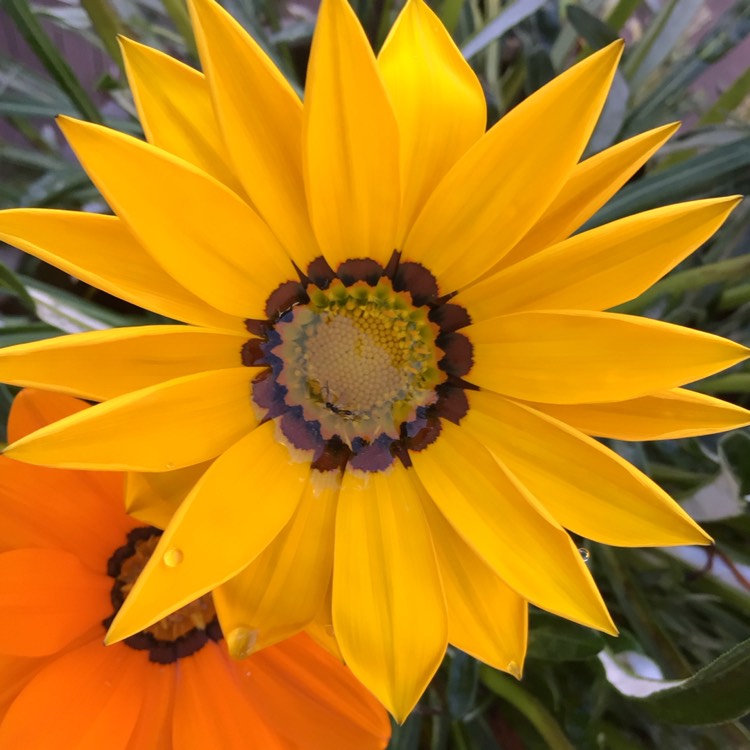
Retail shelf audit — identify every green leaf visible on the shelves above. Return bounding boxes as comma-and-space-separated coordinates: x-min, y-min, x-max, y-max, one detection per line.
525, 46, 555, 94
461, 0, 548, 60
718, 431, 750, 498
601, 638, 750, 725
447, 650, 479, 719
1, 0, 102, 123
527, 613, 606, 661
590, 137, 750, 227
566, 6, 619, 49
0, 261, 36, 312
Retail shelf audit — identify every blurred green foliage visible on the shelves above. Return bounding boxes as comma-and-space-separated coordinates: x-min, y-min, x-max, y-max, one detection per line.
1, 0, 749, 746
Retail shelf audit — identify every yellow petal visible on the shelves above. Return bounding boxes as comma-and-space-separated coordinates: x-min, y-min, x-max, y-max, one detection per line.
0, 210, 240, 331
57, 116, 293, 319
458, 197, 740, 320
214, 476, 337, 652
120, 36, 243, 194
502, 122, 680, 266
466, 310, 749, 404
125, 461, 213, 528
465, 391, 710, 546
0, 325, 247, 401
305, 583, 343, 661
411, 421, 616, 634
377, 0, 485, 244
420, 495, 527, 673
334, 464, 447, 721
106, 421, 307, 643
5, 367, 261, 471
303, 0, 400, 267
189, 0, 320, 268
403, 41, 623, 291
530, 388, 750, 440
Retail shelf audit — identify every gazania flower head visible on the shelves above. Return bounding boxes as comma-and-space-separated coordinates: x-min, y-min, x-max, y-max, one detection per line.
0, 0, 748, 720
0, 389, 390, 748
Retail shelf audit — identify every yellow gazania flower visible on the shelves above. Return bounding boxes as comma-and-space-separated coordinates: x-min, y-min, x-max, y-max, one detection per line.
0, 0, 748, 719
0, 389, 390, 749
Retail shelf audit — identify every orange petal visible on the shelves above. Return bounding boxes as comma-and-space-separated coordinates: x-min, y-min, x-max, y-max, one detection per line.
0, 549, 111, 657
0, 641, 148, 750
239, 633, 391, 749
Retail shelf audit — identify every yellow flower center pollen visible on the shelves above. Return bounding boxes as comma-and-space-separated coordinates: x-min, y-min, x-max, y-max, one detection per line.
275, 278, 444, 444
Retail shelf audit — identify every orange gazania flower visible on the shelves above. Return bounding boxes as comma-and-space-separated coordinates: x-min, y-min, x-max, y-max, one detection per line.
0, 389, 390, 750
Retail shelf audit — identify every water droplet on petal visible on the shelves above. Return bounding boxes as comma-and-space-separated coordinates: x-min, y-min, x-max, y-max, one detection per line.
578, 547, 591, 563
227, 626, 258, 660
165, 462, 175, 470
324, 624, 335, 636
163, 548, 183, 567
507, 661, 522, 679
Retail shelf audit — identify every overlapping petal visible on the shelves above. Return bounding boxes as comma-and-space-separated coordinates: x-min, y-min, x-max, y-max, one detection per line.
0, 326, 247, 401
189, 0, 320, 268
238, 634, 391, 749
531, 388, 750, 440
57, 116, 293, 319
467, 310, 749, 403
0, 210, 240, 331
334, 464, 448, 721
465, 391, 711, 546
420, 496, 528, 673
500, 122, 680, 266
303, 0, 400, 267
412, 421, 616, 634
120, 36, 242, 193
105, 421, 308, 644
378, 0, 485, 243
214, 477, 337, 652
403, 41, 623, 290
457, 197, 740, 319
5, 368, 261, 471
125, 462, 213, 528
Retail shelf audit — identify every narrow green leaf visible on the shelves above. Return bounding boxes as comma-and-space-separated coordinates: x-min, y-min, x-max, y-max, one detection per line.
718, 431, 750, 498
481, 667, 576, 750
527, 614, 606, 661
80, 0, 125, 69
590, 137, 750, 227
602, 638, 750, 725
0, 261, 36, 311
461, 0, 548, 60
447, 651, 479, 719
525, 47, 555, 94
1, 0, 102, 123
701, 66, 750, 126
566, 6, 619, 49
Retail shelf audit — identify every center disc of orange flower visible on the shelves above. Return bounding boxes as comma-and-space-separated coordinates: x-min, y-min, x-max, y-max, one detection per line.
274, 279, 443, 446
106, 527, 221, 663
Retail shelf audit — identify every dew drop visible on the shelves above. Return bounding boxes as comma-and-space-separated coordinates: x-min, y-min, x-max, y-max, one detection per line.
227, 626, 259, 660
165, 462, 175, 470
162, 547, 184, 567
506, 661, 522, 679
324, 624, 335, 636
578, 547, 591, 563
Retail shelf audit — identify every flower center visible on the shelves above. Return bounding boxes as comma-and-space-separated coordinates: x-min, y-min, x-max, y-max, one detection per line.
245, 253, 475, 474
106, 527, 220, 663
274, 279, 443, 444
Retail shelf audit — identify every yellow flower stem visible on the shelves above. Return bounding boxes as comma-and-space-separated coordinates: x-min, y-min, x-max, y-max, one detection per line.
480, 667, 576, 750
613, 255, 750, 315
